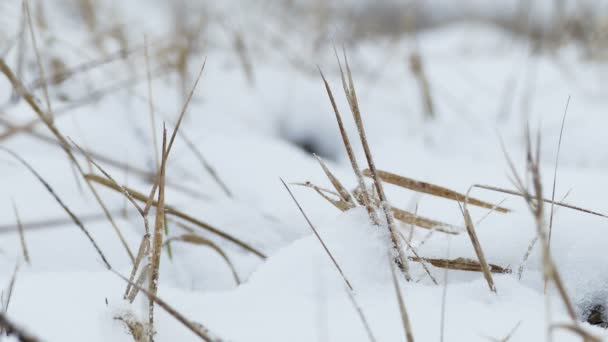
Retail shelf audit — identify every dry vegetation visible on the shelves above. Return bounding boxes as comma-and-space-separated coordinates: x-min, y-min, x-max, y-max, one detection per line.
2, 0, 608, 341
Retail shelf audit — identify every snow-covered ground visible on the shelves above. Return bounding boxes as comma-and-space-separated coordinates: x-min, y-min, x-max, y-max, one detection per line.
2, 1, 608, 341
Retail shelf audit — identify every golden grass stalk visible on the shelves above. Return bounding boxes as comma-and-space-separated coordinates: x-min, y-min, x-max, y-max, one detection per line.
0, 58, 135, 263
409, 257, 511, 274
318, 68, 379, 225
113, 270, 222, 342
503, 128, 578, 326
148, 128, 168, 340
142, 58, 206, 216
85, 174, 265, 258
364, 169, 510, 213
389, 256, 415, 342
313, 154, 354, 204
337, 50, 412, 281
470, 183, 608, 219
144, 35, 160, 172
0, 312, 41, 342
301, 180, 461, 235
548, 96, 570, 244
0, 147, 112, 269
166, 232, 241, 285
11, 201, 30, 264
459, 202, 496, 293
124, 236, 150, 301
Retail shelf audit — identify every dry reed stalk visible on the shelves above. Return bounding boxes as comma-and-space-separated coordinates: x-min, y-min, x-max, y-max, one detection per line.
313, 154, 354, 204
391, 207, 461, 234
24, 0, 53, 122
178, 130, 233, 198
85, 174, 265, 258
318, 68, 379, 225
548, 96, 570, 244
0, 312, 41, 342
280, 179, 378, 341
364, 169, 510, 213
124, 236, 150, 301
409, 52, 435, 120
459, 203, 496, 292
0, 210, 130, 234
148, 128, 168, 340
0, 57, 135, 263
0, 147, 112, 269
504, 128, 578, 326
142, 59, 206, 216
1, 263, 19, 317
336, 50, 411, 281
409, 256, 511, 274
470, 184, 608, 219
144, 35, 160, 172
113, 271, 222, 342
389, 256, 415, 342
281, 178, 354, 290
166, 232, 241, 285
550, 324, 601, 342
11, 201, 30, 264
301, 180, 460, 234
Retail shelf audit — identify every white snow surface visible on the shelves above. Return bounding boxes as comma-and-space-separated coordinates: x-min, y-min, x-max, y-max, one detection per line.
2, 1, 608, 341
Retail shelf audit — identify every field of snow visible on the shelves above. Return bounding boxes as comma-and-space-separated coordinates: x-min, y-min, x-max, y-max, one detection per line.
2, 1, 608, 341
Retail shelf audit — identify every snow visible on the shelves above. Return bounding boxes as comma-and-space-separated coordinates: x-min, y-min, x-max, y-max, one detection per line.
2, 0, 608, 341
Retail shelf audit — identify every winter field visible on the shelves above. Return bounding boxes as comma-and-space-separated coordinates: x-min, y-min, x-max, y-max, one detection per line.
2, 1, 608, 341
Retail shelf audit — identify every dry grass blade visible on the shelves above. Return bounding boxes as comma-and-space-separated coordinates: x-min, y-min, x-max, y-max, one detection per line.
114, 312, 149, 342
85, 174, 265, 258
548, 96, 570, 244
313, 154, 353, 203
166, 233, 241, 285
364, 169, 510, 213
124, 236, 150, 301
178, 130, 233, 198
24, 0, 53, 122
112, 271, 222, 342
0, 312, 41, 342
143, 58, 206, 215
409, 257, 511, 274
318, 67, 378, 225
11, 201, 30, 264
338, 51, 412, 281
389, 256, 415, 342
301, 181, 461, 235
392, 207, 461, 235
0, 210, 129, 234
1, 263, 19, 316
459, 203, 496, 292
550, 324, 601, 342
281, 178, 354, 290
0, 147, 111, 269
471, 184, 608, 219
144, 35, 160, 172
148, 128, 168, 340
0, 58, 135, 263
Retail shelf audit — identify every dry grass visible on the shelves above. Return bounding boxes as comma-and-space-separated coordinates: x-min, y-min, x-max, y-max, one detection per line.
0, 312, 41, 342
11, 200, 30, 264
